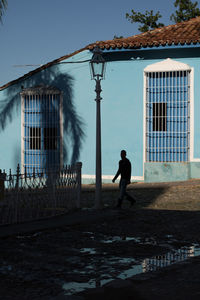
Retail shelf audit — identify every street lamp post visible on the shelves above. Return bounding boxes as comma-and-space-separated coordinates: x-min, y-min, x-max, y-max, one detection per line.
90, 46, 106, 209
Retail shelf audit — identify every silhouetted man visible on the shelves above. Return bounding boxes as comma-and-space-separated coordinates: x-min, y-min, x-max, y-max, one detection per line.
112, 150, 136, 208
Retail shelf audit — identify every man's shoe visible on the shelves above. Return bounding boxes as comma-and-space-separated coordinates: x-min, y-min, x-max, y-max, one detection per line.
114, 203, 121, 209
130, 198, 136, 207
130, 200, 136, 207
114, 206, 121, 209
127, 195, 136, 205
115, 198, 122, 209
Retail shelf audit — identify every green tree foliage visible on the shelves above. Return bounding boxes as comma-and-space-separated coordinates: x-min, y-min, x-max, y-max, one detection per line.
126, 0, 200, 33
113, 35, 124, 39
170, 0, 200, 22
0, 0, 7, 23
126, 9, 164, 33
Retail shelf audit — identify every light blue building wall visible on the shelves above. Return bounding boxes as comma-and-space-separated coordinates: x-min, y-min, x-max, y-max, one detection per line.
1, 46, 200, 182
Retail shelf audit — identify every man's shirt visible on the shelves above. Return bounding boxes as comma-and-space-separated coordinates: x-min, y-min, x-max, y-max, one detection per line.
114, 158, 131, 183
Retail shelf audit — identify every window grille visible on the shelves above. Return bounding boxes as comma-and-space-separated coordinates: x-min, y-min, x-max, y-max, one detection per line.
30, 127, 41, 150
153, 103, 167, 132
21, 87, 63, 174
44, 127, 57, 150
145, 70, 190, 162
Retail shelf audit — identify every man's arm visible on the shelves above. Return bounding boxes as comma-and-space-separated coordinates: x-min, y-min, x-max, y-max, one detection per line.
127, 160, 131, 184
112, 162, 121, 183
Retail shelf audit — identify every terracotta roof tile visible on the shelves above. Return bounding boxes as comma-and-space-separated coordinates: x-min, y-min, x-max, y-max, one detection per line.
88, 17, 200, 50
1, 17, 200, 90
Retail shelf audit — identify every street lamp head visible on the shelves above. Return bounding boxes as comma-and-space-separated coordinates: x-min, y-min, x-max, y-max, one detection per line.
90, 46, 106, 80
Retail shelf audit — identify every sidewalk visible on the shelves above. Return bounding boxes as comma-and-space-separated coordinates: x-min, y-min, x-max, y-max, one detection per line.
1, 178, 200, 238
0, 208, 117, 238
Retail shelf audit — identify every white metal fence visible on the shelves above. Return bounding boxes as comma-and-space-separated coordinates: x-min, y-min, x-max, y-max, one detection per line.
0, 162, 82, 225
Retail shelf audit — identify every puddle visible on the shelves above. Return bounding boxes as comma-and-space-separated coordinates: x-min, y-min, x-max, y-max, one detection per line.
101, 236, 142, 244
80, 248, 96, 255
63, 280, 95, 294
63, 238, 200, 296
63, 278, 113, 295
85, 232, 157, 245
16, 232, 42, 239
0, 265, 12, 274
101, 235, 157, 245
119, 244, 200, 278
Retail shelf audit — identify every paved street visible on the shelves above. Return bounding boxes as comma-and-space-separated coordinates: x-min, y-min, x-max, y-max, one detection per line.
1, 180, 200, 299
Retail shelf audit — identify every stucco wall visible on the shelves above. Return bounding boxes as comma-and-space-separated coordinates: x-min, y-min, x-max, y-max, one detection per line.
0, 84, 21, 171
1, 47, 200, 182
144, 162, 190, 182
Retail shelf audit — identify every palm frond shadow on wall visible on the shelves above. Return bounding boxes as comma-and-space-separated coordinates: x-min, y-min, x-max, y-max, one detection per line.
0, 65, 85, 168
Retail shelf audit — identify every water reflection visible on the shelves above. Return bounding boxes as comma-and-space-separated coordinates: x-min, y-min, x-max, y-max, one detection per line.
63, 239, 200, 296
115, 244, 200, 280
101, 236, 142, 244
101, 235, 157, 245
0, 265, 12, 273
80, 248, 96, 255
143, 245, 200, 272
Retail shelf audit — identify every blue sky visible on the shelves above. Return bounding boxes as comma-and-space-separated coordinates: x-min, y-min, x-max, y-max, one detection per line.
0, 0, 199, 86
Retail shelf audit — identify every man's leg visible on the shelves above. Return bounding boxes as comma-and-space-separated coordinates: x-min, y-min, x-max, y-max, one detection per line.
116, 179, 127, 208
125, 191, 136, 206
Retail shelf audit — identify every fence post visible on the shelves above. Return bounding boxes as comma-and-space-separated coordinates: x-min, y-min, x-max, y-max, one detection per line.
76, 162, 82, 209
0, 169, 6, 201
15, 164, 20, 190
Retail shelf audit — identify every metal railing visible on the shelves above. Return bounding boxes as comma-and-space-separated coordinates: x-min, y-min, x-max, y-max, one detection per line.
0, 162, 82, 225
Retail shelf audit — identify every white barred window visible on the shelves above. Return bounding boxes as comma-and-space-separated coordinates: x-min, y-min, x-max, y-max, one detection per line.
21, 86, 63, 174
144, 59, 191, 162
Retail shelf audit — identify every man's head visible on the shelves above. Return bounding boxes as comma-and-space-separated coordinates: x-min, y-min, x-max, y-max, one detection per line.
121, 150, 126, 159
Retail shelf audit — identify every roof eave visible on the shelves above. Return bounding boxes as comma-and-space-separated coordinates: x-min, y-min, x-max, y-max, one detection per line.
0, 46, 89, 91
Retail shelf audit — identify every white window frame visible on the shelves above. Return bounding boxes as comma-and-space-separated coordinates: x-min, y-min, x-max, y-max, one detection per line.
21, 87, 63, 173
143, 59, 194, 169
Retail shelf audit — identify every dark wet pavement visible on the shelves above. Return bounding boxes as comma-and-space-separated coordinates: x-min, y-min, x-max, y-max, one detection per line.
1, 206, 200, 299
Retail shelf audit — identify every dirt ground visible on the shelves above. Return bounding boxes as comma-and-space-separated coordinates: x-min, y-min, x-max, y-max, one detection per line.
1, 180, 200, 299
